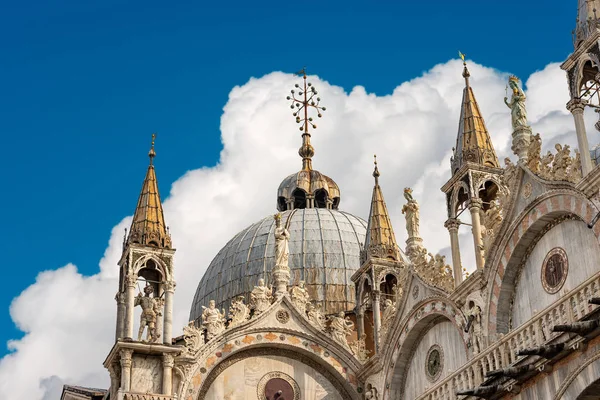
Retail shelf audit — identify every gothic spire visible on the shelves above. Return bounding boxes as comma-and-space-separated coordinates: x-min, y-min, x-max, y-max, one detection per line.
127, 134, 172, 249
364, 156, 401, 261
451, 53, 500, 174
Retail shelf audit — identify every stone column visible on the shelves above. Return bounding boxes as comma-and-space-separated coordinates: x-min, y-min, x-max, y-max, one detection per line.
469, 199, 485, 270
356, 307, 365, 340
163, 281, 176, 345
567, 98, 593, 175
115, 291, 126, 341
306, 195, 314, 209
372, 291, 381, 353
119, 349, 133, 392
286, 199, 294, 210
124, 274, 137, 339
444, 218, 463, 286
162, 354, 174, 395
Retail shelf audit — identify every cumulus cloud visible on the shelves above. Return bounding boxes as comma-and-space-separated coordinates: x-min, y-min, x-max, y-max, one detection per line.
0, 59, 579, 399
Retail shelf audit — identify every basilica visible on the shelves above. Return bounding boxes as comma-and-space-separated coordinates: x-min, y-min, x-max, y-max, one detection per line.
62, 1, 600, 399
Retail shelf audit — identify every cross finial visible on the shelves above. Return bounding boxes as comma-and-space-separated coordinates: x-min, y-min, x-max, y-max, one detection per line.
149, 133, 157, 164
373, 154, 380, 184
459, 51, 470, 84
287, 67, 327, 170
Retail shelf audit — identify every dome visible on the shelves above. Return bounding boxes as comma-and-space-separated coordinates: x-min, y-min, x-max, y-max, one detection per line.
190, 208, 367, 323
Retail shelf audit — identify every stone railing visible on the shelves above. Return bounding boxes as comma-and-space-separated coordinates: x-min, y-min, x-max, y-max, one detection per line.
416, 273, 600, 400
124, 393, 173, 400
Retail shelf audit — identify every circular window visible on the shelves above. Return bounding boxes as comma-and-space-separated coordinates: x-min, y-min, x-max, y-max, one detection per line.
257, 372, 300, 400
425, 345, 443, 382
541, 247, 568, 294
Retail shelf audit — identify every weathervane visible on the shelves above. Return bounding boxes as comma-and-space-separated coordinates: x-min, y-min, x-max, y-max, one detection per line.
149, 133, 157, 164
287, 67, 326, 170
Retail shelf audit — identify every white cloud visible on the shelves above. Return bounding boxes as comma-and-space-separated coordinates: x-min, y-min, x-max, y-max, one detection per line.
0, 59, 579, 399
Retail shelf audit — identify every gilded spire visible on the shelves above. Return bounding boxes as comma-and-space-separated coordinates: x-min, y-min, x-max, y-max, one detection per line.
364, 156, 401, 261
287, 67, 326, 170
451, 53, 500, 173
127, 134, 172, 249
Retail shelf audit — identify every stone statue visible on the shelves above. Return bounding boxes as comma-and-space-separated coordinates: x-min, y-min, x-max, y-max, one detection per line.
201, 300, 226, 340
402, 187, 420, 239
250, 278, 272, 315
481, 200, 503, 254
503, 157, 518, 188
306, 302, 326, 330
182, 321, 204, 356
504, 76, 529, 130
380, 298, 397, 341
552, 144, 572, 181
290, 281, 310, 314
274, 213, 290, 268
328, 312, 354, 351
135, 284, 163, 342
527, 133, 542, 173
568, 150, 583, 183
364, 385, 379, 400
540, 151, 554, 179
466, 305, 484, 354
228, 295, 250, 327
349, 336, 370, 363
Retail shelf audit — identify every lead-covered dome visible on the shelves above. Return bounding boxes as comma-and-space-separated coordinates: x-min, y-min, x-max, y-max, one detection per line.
190, 208, 367, 324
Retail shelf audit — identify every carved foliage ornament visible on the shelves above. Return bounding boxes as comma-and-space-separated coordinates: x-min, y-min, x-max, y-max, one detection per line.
541, 247, 568, 294
257, 371, 300, 400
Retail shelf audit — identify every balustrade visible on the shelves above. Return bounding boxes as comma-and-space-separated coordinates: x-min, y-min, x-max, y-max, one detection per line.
124, 393, 173, 400
415, 273, 600, 400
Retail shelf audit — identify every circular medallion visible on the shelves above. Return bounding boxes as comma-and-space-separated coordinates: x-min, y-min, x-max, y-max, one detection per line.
276, 309, 290, 324
412, 285, 419, 300
522, 182, 533, 199
541, 247, 568, 294
425, 345, 444, 382
257, 371, 300, 400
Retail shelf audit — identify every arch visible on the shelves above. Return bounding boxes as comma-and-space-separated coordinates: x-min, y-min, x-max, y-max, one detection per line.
477, 179, 502, 210
132, 254, 170, 282
450, 181, 470, 218
292, 188, 307, 209
486, 192, 598, 335
387, 313, 468, 399
379, 273, 398, 301
277, 196, 287, 212
195, 345, 360, 400
384, 297, 468, 399
314, 188, 328, 209
554, 350, 600, 400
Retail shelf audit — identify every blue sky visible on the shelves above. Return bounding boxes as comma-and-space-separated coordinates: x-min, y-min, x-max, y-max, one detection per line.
0, 0, 575, 357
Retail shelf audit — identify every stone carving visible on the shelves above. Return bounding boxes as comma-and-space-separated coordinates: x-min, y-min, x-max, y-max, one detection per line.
524, 135, 583, 183
425, 344, 444, 382
228, 295, 250, 327
272, 213, 291, 297
250, 278, 273, 315
465, 304, 484, 354
522, 182, 533, 199
349, 336, 370, 363
527, 133, 542, 173
289, 281, 310, 314
504, 76, 529, 130
503, 158, 518, 189
276, 309, 290, 324
201, 300, 226, 341
327, 312, 354, 351
306, 302, 326, 330
135, 284, 163, 342
182, 321, 204, 356
364, 384, 379, 400
380, 298, 397, 341
541, 247, 568, 294
257, 371, 300, 400
402, 188, 420, 239
480, 200, 503, 255
413, 251, 454, 292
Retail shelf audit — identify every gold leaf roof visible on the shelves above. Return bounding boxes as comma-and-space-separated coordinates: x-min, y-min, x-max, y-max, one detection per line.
363, 158, 402, 262
451, 63, 499, 173
127, 139, 171, 249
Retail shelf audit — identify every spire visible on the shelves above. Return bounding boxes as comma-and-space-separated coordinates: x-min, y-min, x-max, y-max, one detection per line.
576, 0, 600, 46
364, 156, 401, 261
451, 53, 500, 173
287, 67, 326, 170
127, 134, 172, 249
